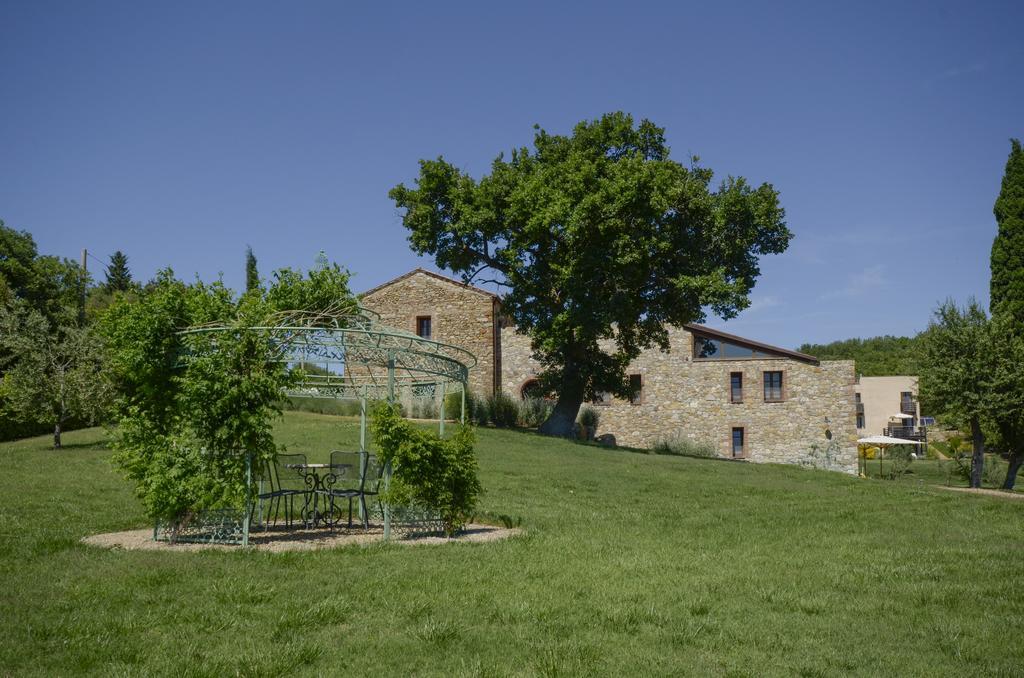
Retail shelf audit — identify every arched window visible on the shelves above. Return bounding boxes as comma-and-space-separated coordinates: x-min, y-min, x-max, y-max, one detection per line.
520, 378, 544, 400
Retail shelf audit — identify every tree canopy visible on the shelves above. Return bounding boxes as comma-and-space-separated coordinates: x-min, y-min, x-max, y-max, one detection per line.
390, 112, 791, 435
797, 335, 921, 376
0, 220, 87, 323
0, 301, 112, 447
918, 300, 993, 488
991, 138, 1024, 325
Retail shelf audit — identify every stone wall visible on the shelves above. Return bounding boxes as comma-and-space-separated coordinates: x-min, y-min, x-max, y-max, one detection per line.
361, 270, 499, 396
500, 325, 858, 474
500, 326, 538, 398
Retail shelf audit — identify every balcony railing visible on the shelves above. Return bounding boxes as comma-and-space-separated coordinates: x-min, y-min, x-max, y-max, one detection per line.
900, 400, 917, 415
884, 426, 927, 443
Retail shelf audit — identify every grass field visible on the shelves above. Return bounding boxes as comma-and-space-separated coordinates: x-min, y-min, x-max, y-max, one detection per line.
2, 411, 1023, 676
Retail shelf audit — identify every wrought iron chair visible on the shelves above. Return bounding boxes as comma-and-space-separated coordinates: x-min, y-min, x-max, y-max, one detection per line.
318, 451, 363, 528
256, 453, 310, 528
359, 454, 385, 529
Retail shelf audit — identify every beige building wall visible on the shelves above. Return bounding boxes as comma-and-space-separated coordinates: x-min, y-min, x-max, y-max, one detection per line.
360, 269, 500, 396
854, 376, 919, 436
501, 325, 858, 474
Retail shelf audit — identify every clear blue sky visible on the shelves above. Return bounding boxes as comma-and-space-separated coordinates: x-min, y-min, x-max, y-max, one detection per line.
2, 1, 1021, 348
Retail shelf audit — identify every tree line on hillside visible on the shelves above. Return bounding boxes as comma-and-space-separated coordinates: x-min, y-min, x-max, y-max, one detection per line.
797, 335, 922, 376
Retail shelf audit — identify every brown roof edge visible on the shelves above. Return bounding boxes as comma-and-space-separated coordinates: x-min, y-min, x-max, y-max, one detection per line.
684, 323, 820, 365
359, 267, 501, 300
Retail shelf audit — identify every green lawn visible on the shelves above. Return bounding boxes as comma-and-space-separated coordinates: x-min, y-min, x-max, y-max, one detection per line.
2, 411, 1023, 676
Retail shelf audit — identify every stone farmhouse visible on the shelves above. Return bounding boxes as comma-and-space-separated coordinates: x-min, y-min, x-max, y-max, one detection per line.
361, 268, 858, 473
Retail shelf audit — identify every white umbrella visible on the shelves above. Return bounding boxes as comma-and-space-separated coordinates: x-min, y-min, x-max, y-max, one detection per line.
857, 435, 923, 478
888, 413, 913, 420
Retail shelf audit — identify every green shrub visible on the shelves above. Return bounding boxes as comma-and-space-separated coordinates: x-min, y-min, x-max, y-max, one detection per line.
983, 454, 1007, 489
443, 390, 461, 420
408, 398, 438, 420
487, 392, 519, 428
518, 397, 553, 428
652, 434, 717, 458
370, 402, 481, 536
441, 390, 488, 425
285, 396, 363, 417
886, 445, 914, 480
577, 405, 600, 428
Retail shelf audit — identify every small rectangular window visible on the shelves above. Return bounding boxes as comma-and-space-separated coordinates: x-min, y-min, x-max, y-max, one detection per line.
415, 316, 432, 339
731, 427, 745, 457
730, 372, 743, 403
594, 391, 612, 406
855, 393, 861, 403
856, 413, 865, 428
763, 371, 783, 402
629, 374, 642, 405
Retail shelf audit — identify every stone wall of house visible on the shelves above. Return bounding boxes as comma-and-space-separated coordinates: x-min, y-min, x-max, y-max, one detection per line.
500, 326, 539, 398
361, 271, 499, 396
500, 325, 858, 474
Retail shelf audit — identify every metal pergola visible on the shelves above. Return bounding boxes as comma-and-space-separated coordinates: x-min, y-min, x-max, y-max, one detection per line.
155, 306, 476, 545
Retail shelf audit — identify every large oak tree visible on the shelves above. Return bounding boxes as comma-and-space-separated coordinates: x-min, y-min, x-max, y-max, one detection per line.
390, 113, 791, 436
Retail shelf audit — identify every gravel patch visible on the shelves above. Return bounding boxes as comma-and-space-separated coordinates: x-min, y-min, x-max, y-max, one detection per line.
82, 523, 521, 552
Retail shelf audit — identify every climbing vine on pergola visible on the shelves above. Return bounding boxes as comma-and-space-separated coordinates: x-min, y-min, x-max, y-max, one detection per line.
163, 306, 476, 544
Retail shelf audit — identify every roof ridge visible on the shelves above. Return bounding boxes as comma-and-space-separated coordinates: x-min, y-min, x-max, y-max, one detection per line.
360, 267, 501, 300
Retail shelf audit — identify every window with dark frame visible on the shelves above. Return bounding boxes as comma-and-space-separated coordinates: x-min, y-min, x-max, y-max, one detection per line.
693, 334, 775, 360
629, 374, 643, 405
415, 316, 432, 339
856, 412, 865, 428
730, 372, 743, 403
731, 427, 745, 457
763, 371, 783, 402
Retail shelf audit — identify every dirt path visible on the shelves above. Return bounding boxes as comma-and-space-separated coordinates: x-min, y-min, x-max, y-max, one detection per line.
935, 486, 1024, 501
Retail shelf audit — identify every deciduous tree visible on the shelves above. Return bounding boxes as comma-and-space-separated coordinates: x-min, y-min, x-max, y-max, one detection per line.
918, 300, 991, 488
0, 303, 112, 447
390, 113, 791, 436
0, 220, 87, 323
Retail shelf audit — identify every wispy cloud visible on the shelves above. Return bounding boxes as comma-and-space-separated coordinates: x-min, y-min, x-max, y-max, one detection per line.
924, 61, 987, 87
746, 295, 781, 313
819, 264, 886, 300
939, 63, 986, 79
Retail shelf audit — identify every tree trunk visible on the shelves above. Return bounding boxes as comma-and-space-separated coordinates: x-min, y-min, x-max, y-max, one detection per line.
1003, 450, 1023, 491
53, 421, 62, 449
538, 366, 586, 438
969, 417, 984, 489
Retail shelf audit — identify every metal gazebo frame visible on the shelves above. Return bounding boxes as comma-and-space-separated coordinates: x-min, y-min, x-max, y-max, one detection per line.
153, 307, 476, 546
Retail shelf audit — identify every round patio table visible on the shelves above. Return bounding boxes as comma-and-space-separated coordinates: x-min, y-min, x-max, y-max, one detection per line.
285, 463, 353, 527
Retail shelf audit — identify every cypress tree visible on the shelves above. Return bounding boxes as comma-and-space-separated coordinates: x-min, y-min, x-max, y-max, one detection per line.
245, 246, 260, 293
991, 139, 1024, 326
105, 251, 132, 292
